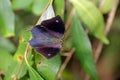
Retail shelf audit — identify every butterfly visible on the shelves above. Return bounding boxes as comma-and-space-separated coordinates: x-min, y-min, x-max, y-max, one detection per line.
29, 16, 65, 58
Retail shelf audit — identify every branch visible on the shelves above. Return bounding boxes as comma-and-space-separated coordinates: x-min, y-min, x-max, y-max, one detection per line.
85, 0, 119, 80
94, 0, 119, 63
57, 48, 75, 79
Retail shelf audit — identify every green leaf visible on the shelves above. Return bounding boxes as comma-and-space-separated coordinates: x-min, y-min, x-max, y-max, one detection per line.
54, 0, 65, 19
28, 67, 44, 80
12, 0, 33, 10
70, 0, 109, 44
0, 0, 15, 37
5, 31, 32, 80
0, 49, 13, 72
72, 14, 98, 80
32, 0, 49, 15
24, 51, 43, 80
0, 36, 15, 53
35, 54, 61, 80
99, 0, 115, 14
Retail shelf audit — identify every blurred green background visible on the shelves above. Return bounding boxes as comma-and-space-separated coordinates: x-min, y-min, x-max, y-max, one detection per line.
0, 0, 120, 80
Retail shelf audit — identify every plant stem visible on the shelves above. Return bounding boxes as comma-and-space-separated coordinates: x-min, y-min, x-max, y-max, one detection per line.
57, 48, 75, 79
85, 0, 119, 80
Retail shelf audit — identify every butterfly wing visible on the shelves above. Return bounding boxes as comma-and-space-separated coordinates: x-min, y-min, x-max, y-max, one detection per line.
41, 15, 65, 38
29, 25, 62, 58
29, 16, 65, 58
31, 25, 53, 38
29, 26, 61, 48
34, 46, 60, 58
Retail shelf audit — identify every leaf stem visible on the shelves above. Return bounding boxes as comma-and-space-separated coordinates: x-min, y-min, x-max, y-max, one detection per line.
24, 44, 30, 68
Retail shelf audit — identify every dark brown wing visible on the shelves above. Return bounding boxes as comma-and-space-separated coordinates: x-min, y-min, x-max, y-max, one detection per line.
35, 47, 60, 58
29, 16, 64, 59
41, 15, 65, 34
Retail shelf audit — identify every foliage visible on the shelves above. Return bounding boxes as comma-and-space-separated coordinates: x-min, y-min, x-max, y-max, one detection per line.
0, 0, 118, 80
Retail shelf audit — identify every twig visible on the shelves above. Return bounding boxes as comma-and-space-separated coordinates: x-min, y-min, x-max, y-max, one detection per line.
65, 8, 75, 30
94, 0, 119, 63
57, 48, 75, 79
85, 0, 119, 80
57, 8, 76, 79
